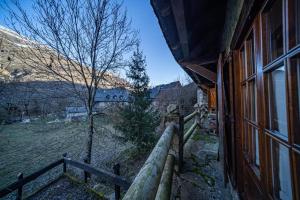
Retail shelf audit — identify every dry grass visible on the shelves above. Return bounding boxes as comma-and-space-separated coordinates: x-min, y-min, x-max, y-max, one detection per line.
0, 116, 126, 189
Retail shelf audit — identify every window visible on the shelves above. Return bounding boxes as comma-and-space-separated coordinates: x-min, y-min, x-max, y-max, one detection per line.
250, 125, 260, 168
297, 0, 300, 44
241, 47, 247, 80
243, 121, 249, 153
289, 54, 300, 146
240, 29, 260, 172
242, 85, 247, 118
270, 139, 293, 199
254, 128, 260, 166
246, 32, 256, 76
288, 0, 300, 48
266, 65, 288, 138
263, 0, 284, 63
248, 80, 257, 122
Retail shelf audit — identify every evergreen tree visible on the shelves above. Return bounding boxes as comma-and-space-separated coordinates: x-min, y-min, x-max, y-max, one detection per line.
116, 46, 160, 149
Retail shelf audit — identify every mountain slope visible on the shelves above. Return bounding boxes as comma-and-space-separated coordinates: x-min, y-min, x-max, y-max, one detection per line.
0, 26, 127, 87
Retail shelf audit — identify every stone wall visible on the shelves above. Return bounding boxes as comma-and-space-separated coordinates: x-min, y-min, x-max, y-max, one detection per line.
197, 88, 208, 106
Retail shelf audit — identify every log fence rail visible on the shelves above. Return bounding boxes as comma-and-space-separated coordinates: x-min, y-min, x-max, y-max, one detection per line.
0, 155, 129, 200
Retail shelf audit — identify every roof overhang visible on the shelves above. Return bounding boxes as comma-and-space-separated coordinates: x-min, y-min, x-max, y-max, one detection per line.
151, 0, 227, 87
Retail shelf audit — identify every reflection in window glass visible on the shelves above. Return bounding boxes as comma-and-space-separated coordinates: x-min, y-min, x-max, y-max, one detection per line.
298, 61, 300, 123
271, 140, 292, 200
249, 81, 257, 122
242, 85, 247, 118
290, 55, 300, 145
241, 47, 247, 80
254, 128, 259, 166
247, 32, 255, 76
296, 0, 300, 44
265, 0, 283, 61
243, 121, 248, 153
267, 66, 288, 137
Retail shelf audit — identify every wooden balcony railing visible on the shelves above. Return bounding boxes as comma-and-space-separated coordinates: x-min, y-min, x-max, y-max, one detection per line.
123, 104, 201, 200
0, 155, 130, 200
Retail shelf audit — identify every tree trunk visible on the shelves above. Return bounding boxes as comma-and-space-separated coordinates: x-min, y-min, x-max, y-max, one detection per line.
85, 112, 94, 164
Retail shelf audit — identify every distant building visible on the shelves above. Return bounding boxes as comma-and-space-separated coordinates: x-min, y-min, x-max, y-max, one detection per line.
95, 88, 130, 103
65, 106, 87, 121
65, 83, 183, 119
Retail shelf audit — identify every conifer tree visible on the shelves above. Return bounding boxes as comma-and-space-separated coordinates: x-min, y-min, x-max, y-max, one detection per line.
116, 45, 159, 149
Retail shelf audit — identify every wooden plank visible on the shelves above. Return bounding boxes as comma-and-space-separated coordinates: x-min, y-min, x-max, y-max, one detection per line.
182, 63, 217, 83
0, 159, 64, 198
170, 0, 189, 58
64, 159, 131, 189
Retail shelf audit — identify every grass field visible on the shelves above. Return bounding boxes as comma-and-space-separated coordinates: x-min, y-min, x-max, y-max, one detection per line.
0, 116, 132, 190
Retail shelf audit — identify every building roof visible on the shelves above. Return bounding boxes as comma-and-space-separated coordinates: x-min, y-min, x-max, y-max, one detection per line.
151, 0, 227, 88
95, 88, 130, 102
66, 106, 87, 113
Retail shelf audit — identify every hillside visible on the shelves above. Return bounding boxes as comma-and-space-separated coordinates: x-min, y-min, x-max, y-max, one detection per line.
0, 26, 127, 87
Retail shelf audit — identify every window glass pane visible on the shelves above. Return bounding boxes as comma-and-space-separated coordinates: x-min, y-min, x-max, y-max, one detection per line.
247, 32, 255, 76
296, 0, 300, 45
290, 55, 300, 145
241, 47, 247, 80
267, 66, 288, 137
298, 63, 300, 132
293, 151, 300, 199
242, 85, 247, 118
243, 121, 248, 153
249, 80, 257, 122
254, 128, 260, 166
265, 0, 283, 62
298, 62, 300, 115
270, 140, 292, 199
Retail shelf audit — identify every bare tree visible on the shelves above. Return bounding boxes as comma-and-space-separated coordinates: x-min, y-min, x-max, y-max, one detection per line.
4, 0, 137, 163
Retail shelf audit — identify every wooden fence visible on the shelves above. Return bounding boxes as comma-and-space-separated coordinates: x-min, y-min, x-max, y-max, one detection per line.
0, 155, 131, 200
123, 106, 200, 200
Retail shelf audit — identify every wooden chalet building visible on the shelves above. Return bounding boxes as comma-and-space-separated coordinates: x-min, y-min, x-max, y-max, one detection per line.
151, 0, 300, 199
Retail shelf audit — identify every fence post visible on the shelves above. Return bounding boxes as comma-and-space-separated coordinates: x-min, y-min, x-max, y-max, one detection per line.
178, 115, 184, 173
113, 163, 121, 200
63, 153, 67, 173
194, 103, 201, 126
84, 159, 89, 183
16, 173, 23, 200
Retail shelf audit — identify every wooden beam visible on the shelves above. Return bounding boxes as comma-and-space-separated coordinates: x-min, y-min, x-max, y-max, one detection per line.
170, 0, 189, 58
154, 154, 175, 200
182, 63, 217, 83
188, 59, 218, 66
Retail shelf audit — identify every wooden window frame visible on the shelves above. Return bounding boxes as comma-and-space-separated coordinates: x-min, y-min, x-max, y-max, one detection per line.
287, 0, 300, 50
260, 0, 300, 198
234, 0, 300, 198
239, 28, 261, 178
261, 0, 286, 67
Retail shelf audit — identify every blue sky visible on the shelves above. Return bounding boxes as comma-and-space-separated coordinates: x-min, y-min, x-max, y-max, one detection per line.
0, 0, 187, 86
